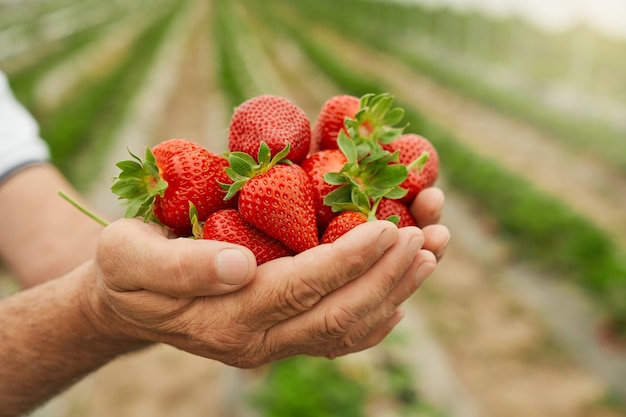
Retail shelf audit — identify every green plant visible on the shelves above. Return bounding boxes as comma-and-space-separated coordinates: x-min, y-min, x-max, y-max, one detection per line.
249, 356, 368, 417
245, 0, 626, 334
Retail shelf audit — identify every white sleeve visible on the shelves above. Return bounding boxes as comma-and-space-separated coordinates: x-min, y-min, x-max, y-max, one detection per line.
0, 71, 50, 184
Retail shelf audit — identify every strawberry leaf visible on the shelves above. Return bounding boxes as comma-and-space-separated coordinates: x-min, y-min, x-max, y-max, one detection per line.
189, 201, 203, 240
111, 147, 167, 223
222, 142, 291, 201
407, 151, 430, 173
268, 142, 292, 166
324, 182, 371, 215
229, 153, 256, 177
385, 215, 400, 225
324, 185, 353, 211
337, 131, 358, 163
324, 172, 350, 185
223, 179, 247, 200
321, 92, 414, 221
382, 107, 405, 126
385, 187, 410, 200
258, 142, 272, 166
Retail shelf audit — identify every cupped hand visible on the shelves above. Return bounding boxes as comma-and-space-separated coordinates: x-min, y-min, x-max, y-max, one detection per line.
91, 217, 435, 367
411, 187, 450, 261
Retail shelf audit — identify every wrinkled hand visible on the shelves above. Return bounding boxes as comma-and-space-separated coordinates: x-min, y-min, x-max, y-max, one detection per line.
90, 187, 449, 368
411, 187, 449, 261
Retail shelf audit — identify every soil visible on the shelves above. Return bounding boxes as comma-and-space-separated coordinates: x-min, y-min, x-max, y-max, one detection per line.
25, 4, 626, 417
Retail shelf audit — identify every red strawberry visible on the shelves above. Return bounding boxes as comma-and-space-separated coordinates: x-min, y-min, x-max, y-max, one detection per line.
314, 93, 408, 161
384, 134, 439, 206
111, 138, 235, 237
375, 198, 417, 228
320, 211, 368, 244
202, 209, 293, 265
311, 95, 360, 152
224, 143, 319, 253
227, 95, 311, 164
300, 149, 348, 231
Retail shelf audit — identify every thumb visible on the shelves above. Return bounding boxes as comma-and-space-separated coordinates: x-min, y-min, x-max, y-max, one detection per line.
97, 218, 257, 297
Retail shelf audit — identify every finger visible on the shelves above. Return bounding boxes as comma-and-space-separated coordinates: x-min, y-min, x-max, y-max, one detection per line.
263, 227, 424, 355
422, 224, 451, 262
411, 187, 444, 228
325, 308, 406, 359
323, 249, 437, 357
245, 220, 401, 326
97, 218, 257, 297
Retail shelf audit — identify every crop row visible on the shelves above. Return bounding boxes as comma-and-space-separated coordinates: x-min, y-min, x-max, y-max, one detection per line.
0, 0, 78, 31
265, 0, 626, 174
241, 0, 626, 333
0, 0, 153, 66
3, 0, 183, 189
212, 0, 254, 107
212, 1, 451, 416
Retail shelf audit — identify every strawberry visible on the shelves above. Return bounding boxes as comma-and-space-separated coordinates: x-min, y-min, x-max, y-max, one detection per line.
320, 211, 368, 244
375, 198, 417, 228
300, 149, 348, 231
384, 133, 439, 206
111, 138, 235, 237
223, 142, 319, 253
323, 133, 409, 217
202, 209, 293, 265
227, 95, 311, 165
318, 135, 409, 242
326, 93, 407, 160
311, 94, 360, 152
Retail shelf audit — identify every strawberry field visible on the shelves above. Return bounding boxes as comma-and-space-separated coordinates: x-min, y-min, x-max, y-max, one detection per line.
2, 0, 626, 416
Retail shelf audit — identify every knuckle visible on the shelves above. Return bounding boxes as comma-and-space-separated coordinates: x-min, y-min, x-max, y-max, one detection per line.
324, 305, 360, 339
234, 340, 276, 369
333, 253, 371, 281
336, 329, 367, 351
162, 251, 192, 295
97, 227, 127, 277
200, 329, 271, 369
280, 276, 324, 313
374, 269, 399, 297
231, 354, 266, 369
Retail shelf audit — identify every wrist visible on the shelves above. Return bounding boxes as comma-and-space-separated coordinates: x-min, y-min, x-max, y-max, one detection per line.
0, 262, 148, 416
76, 260, 151, 355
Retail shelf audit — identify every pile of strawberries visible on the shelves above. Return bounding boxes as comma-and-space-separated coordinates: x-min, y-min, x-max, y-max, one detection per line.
112, 93, 439, 264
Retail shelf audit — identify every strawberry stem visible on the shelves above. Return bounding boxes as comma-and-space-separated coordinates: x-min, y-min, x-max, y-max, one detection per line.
407, 151, 430, 173
58, 190, 109, 227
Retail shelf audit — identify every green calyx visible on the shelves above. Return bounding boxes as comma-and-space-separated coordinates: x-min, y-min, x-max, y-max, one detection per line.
189, 201, 203, 240
322, 93, 411, 225
345, 92, 407, 159
110, 147, 167, 223
222, 142, 291, 200
408, 151, 430, 173
323, 133, 407, 223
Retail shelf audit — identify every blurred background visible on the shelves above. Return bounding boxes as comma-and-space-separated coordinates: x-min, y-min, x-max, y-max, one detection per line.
1, 0, 626, 416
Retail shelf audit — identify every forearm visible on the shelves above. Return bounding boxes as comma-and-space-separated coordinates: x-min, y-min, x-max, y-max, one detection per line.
0, 164, 106, 287
0, 261, 146, 417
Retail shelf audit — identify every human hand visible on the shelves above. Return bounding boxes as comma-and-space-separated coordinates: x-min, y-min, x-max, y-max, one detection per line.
411, 187, 450, 261
88, 215, 437, 367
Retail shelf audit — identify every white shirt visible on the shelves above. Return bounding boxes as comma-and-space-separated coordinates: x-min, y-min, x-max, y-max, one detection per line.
0, 71, 50, 184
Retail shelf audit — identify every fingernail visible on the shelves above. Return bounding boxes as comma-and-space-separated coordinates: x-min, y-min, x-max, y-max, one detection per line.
407, 234, 423, 260
388, 307, 405, 329
435, 246, 448, 262
376, 227, 397, 253
216, 248, 250, 285
434, 233, 451, 261
414, 261, 436, 285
